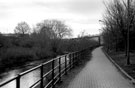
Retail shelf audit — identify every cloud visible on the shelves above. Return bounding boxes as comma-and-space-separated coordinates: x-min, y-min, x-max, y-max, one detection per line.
0, 0, 105, 36
34, 0, 104, 15
68, 0, 103, 14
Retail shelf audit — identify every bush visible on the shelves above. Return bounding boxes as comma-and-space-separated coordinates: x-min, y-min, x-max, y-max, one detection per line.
0, 47, 36, 71
50, 37, 99, 57
33, 47, 53, 59
0, 34, 99, 74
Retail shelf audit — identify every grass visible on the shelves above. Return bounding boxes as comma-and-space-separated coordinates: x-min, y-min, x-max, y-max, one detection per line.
107, 50, 135, 79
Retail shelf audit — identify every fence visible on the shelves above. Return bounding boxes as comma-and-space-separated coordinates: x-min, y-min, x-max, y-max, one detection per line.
0, 47, 93, 88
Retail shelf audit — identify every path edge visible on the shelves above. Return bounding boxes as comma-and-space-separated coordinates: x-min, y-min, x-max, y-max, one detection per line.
102, 48, 135, 85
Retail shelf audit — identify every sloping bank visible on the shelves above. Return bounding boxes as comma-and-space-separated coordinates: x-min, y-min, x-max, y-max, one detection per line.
102, 48, 135, 85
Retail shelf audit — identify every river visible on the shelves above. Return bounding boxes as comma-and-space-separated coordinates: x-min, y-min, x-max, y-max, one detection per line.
0, 56, 69, 88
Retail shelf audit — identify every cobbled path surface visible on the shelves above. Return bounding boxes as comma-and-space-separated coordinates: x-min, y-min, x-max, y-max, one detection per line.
68, 47, 134, 88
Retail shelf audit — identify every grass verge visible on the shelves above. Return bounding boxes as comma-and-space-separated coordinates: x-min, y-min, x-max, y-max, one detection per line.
105, 49, 135, 79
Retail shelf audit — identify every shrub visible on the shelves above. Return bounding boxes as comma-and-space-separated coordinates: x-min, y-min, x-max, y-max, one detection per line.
33, 47, 53, 59
0, 47, 36, 70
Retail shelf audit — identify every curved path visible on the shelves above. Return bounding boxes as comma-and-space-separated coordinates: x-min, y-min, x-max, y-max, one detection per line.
68, 47, 134, 88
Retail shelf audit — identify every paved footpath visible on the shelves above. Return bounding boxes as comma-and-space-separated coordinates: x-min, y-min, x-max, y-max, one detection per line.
68, 47, 134, 88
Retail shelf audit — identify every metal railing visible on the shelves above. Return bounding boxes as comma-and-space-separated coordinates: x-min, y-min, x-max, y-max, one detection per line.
0, 47, 93, 88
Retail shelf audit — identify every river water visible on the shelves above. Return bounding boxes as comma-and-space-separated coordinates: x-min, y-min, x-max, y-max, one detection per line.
0, 62, 41, 88
0, 56, 69, 88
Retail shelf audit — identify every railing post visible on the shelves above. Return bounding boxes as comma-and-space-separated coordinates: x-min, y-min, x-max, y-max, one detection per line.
78, 52, 80, 60
65, 55, 67, 75
99, 36, 101, 46
81, 51, 83, 59
76, 53, 78, 64
71, 53, 73, 68
72, 53, 74, 68
79, 52, 81, 61
74, 53, 77, 64
16, 74, 20, 88
58, 57, 62, 82
40, 64, 44, 88
52, 59, 55, 88
69, 54, 72, 69
78, 52, 80, 63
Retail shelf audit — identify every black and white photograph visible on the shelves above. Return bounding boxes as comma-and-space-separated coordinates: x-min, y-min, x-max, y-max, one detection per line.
0, 0, 135, 88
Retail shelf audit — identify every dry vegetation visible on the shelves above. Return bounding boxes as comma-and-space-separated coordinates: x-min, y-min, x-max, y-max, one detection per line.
0, 19, 99, 74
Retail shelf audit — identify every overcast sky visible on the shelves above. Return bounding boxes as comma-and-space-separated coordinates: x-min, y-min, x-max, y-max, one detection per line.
0, 0, 106, 37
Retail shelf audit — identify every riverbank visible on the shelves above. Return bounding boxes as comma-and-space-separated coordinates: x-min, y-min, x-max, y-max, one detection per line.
0, 58, 49, 79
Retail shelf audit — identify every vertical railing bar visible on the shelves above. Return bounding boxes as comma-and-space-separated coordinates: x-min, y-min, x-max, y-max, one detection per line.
16, 74, 20, 88
52, 59, 55, 88
71, 54, 73, 68
75, 53, 77, 63
79, 52, 80, 62
77, 52, 79, 60
40, 64, 44, 88
74, 53, 76, 64
73, 53, 74, 68
69, 54, 72, 70
77, 52, 80, 62
77, 52, 80, 61
59, 57, 62, 82
65, 55, 67, 75
76, 53, 78, 63
72, 53, 73, 68
76, 53, 78, 64
68, 54, 70, 69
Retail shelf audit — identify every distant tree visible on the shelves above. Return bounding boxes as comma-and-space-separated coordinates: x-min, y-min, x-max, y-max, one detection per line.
14, 21, 31, 35
34, 20, 72, 55
36, 20, 72, 39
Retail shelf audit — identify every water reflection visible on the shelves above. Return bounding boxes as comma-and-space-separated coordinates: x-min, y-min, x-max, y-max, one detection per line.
20, 69, 40, 88
2, 80, 16, 88
1, 70, 20, 88
1, 69, 41, 88
0, 55, 70, 88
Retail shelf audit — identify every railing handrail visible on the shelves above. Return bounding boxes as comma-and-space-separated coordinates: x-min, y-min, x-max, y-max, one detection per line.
0, 46, 98, 88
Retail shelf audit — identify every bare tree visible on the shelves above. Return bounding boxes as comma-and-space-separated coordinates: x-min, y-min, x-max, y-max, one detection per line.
33, 20, 72, 55
14, 21, 31, 35
102, 0, 135, 65
36, 20, 72, 39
